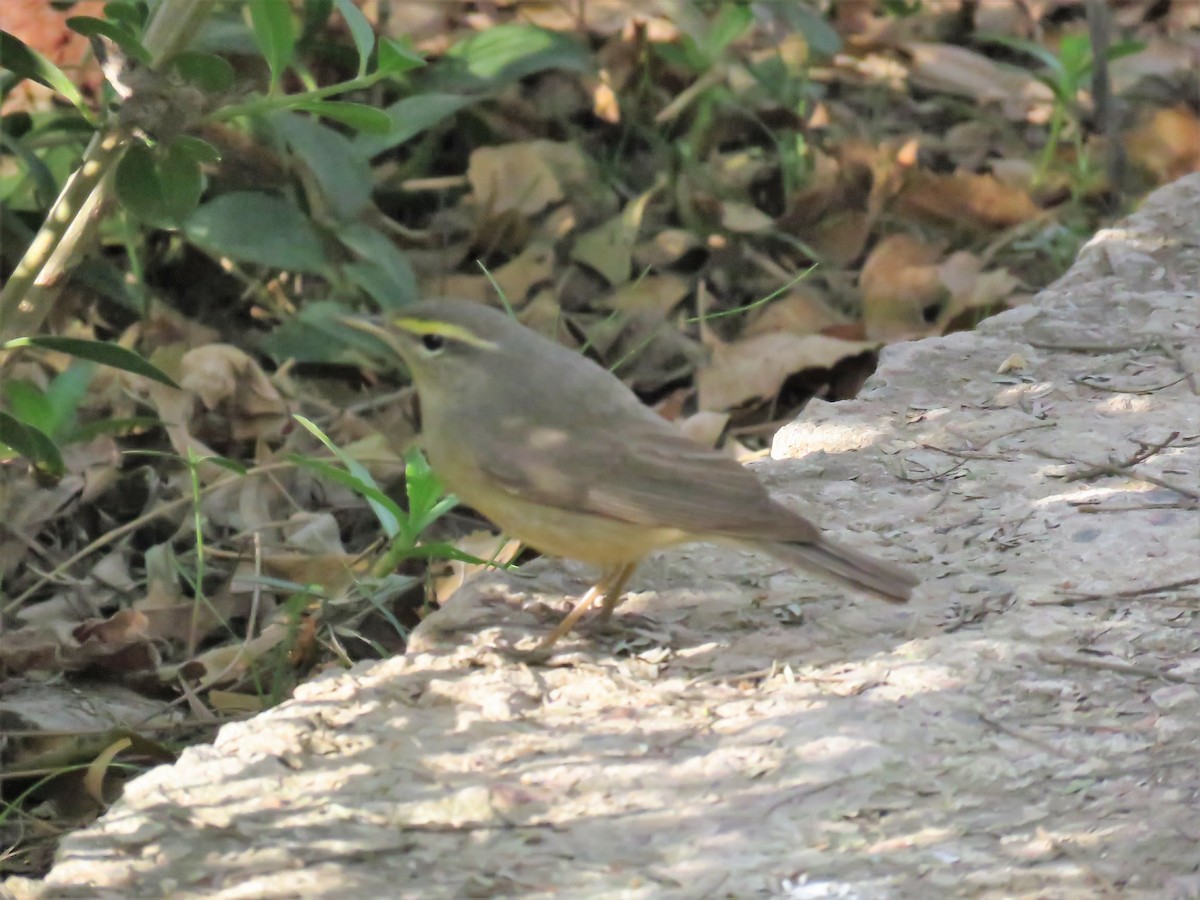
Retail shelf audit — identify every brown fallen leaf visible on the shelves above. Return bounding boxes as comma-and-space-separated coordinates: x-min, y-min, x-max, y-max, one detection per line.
935, 252, 1020, 333
163, 621, 291, 690
797, 210, 872, 268
467, 140, 592, 218
697, 330, 877, 412
605, 274, 692, 317
744, 289, 850, 339
632, 228, 705, 270
720, 200, 775, 234
860, 233, 945, 340
433, 531, 522, 604
571, 186, 657, 285
895, 169, 1041, 229
905, 42, 1054, 124
1124, 106, 1200, 184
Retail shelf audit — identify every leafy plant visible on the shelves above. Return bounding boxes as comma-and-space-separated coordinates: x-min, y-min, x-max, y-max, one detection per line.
984, 32, 1143, 191
0, 336, 177, 475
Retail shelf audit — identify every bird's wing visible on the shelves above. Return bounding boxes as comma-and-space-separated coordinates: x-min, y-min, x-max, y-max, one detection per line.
477, 420, 819, 542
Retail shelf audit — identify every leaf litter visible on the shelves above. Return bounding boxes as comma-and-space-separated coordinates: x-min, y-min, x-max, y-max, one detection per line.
4, 0, 1200, 883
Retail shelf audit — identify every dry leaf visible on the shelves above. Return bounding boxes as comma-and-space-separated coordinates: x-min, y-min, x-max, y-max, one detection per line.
676, 410, 730, 448
571, 186, 656, 285
433, 531, 522, 603
467, 140, 591, 218
261, 552, 363, 592
493, 239, 556, 302
860, 234, 945, 340
605, 274, 692, 317
589, 72, 621, 123
164, 622, 291, 689
697, 331, 877, 411
935, 252, 1019, 331
905, 42, 1054, 124
178, 344, 289, 441
720, 201, 775, 233
1124, 106, 1200, 184
632, 228, 704, 270
798, 210, 872, 268
896, 170, 1040, 228
744, 289, 849, 338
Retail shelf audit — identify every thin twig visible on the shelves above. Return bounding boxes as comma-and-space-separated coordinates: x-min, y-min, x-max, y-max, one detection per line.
1071, 374, 1187, 395
1038, 650, 1191, 684
979, 713, 1088, 762
1030, 576, 1200, 606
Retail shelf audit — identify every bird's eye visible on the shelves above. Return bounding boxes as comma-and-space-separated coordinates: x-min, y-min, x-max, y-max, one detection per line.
420, 333, 445, 352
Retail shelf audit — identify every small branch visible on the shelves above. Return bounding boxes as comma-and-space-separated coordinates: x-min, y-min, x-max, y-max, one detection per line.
1071, 374, 1187, 395
979, 713, 1087, 762
1031, 576, 1200, 607
1038, 650, 1191, 684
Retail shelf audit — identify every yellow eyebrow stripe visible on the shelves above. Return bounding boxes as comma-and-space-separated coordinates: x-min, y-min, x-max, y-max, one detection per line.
389, 317, 498, 350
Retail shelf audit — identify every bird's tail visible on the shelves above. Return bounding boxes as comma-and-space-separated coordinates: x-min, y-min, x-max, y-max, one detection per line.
765, 535, 918, 604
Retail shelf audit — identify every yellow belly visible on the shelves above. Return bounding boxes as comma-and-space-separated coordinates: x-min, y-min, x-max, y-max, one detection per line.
426, 441, 688, 566
475, 491, 690, 566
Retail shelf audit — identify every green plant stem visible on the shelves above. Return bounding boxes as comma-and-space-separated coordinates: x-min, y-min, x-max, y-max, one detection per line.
0, 0, 217, 344
0, 126, 128, 341
1034, 102, 1066, 188
209, 71, 389, 121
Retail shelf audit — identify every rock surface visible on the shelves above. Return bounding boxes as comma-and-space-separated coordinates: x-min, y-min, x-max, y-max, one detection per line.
26, 175, 1200, 899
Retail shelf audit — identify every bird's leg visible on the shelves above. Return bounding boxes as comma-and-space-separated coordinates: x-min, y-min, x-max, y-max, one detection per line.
522, 563, 638, 659
523, 583, 605, 658
594, 561, 639, 623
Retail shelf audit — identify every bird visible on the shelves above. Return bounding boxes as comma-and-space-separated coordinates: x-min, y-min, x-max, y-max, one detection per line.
347, 300, 918, 657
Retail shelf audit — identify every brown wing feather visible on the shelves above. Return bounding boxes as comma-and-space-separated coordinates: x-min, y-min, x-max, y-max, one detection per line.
478, 420, 819, 543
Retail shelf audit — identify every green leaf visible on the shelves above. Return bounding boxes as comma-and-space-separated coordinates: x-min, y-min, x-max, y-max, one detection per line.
274, 113, 372, 221
248, 0, 297, 90
337, 222, 417, 309
116, 138, 203, 225
439, 24, 590, 87
290, 100, 391, 133
403, 446, 453, 535
982, 34, 1065, 79
0, 30, 89, 114
114, 141, 167, 221
1104, 40, 1145, 63
300, 0, 334, 40
333, 0, 374, 78
761, 1, 840, 57
71, 416, 163, 442
66, 16, 152, 66
343, 261, 412, 310
169, 50, 235, 92
292, 415, 403, 538
376, 36, 425, 76
183, 192, 328, 273
1, 111, 31, 139
3, 380, 55, 436
704, 4, 752, 60
0, 130, 58, 207
4, 336, 180, 388
103, 2, 149, 31
259, 301, 372, 365
171, 134, 222, 164
207, 455, 249, 475
1057, 34, 1093, 79
158, 139, 204, 221
0, 411, 64, 476
40, 363, 94, 439
395, 542, 487, 565
353, 92, 478, 159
